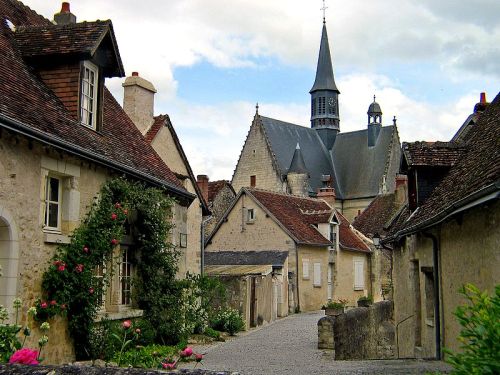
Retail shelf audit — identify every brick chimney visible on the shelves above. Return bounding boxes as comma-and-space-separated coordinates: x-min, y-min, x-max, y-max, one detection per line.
317, 187, 336, 208
395, 174, 408, 204
197, 175, 209, 203
473, 92, 489, 113
54, 2, 76, 25
122, 72, 157, 135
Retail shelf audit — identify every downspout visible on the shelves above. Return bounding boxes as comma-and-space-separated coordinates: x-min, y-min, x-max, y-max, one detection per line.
295, 243, 300, 312
423, 231, 442, 360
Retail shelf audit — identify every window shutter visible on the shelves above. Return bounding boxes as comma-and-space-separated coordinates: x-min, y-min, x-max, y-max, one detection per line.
354, 259, 364, 290
313, 262, 321, 286
302, 259, 309, 279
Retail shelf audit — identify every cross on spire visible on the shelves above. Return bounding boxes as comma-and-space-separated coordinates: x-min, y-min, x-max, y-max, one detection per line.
321, 0, 328, 23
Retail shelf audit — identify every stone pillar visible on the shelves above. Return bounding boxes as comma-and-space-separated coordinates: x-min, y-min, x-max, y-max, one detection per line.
318, 316, 336, 350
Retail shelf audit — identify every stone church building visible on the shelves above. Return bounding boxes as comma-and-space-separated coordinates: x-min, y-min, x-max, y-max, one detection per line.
232, 21, 401, 221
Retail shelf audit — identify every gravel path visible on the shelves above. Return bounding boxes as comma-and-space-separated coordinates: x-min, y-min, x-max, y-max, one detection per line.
184, 311, 452, 375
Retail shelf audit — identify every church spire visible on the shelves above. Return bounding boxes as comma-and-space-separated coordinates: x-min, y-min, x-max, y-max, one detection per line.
310, 16, 340, 149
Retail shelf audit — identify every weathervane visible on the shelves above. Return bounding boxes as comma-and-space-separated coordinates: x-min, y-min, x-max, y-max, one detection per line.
321, 0, 328, 23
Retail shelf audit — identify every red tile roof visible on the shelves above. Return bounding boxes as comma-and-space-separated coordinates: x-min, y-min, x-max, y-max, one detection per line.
337, 211, 371, 253
0, 0, 191, 201
144, 115, 165, 144
208, 180, 233, 202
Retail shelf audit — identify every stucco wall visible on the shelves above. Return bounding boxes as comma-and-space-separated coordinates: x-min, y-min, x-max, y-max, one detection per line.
297, 245, 329, 311
337, 198, 374, 222
334, 249, 370, 307
231, 119, 284, 193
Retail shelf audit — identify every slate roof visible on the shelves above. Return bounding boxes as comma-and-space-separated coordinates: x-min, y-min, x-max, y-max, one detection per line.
402, 141, 465, 168
247, 188, 333, 246
310, 23, 339, 93
337, 211, 371, 253
353, 193, 405, 238
385, 92, 500, 240
258, 115, 397, 199
205, 251, 288, 266
0, 0, 192, 202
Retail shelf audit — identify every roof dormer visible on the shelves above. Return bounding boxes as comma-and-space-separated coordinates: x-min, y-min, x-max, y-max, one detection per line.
13, 3, 124, 131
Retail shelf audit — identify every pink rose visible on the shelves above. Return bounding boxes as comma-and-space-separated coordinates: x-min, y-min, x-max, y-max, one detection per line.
89, 288, 94, 294
111, 213, 118, 220
115, 202, 121, 209
50, 300, 57, 306
60, 304, 67, 310
135, 328, 141, 334
183, 347, 193, 356
83, 246, 89, 253
111, 238, 119, 246
40, 302, 47, 309
9, 348, 39, 365
122, 320, 131, 329
75, 264, 84, 273
162, 362, 176, 370
195, 353, 203, 362
58, 263, 66, 271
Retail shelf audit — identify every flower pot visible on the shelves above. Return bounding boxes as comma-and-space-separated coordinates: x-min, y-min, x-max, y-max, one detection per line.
325, 307, 344, 316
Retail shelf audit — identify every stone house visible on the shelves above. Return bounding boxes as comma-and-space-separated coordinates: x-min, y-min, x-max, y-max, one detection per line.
205, 187, 372, 316
122, 73, 210, 277
231, 21, 401, 221
383, 92, 500, 359
0, 1, 197, 363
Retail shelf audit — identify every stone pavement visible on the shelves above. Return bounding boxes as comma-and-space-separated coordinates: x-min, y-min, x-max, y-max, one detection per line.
185, 311, 452, 375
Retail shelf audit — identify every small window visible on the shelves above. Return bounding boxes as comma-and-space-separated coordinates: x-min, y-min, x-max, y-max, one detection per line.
302, 259, 310, 280
94, 263, 106, 311
80, 61, 98, 129
422, 267, 435, 324
246, 208, 255, 223
329, 224, 337, 244
120, 247, 133, 306
313, 262, 321, 287
354, 258, 365, 291
44, 176, 61, 231
179, 233, 187, 248
250, 175, 256, 187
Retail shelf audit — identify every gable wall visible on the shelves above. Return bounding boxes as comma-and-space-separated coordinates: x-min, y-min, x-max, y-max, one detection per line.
232, 121, 283, 193
334, 249, 371, 306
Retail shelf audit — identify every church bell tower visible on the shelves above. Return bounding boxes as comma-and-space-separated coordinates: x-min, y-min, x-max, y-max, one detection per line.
310, 17, 340, 149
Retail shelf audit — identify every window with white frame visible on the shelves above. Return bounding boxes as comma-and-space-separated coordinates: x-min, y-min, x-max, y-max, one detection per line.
302, 259, 310, 280
43, 175, 61, 231
80, 61, 98, 129
313, 262, 322, 287
120, 247, 133, 306
354, 258, 365, 291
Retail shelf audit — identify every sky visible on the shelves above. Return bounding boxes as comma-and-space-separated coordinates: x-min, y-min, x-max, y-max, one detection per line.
22, 0, 500, 180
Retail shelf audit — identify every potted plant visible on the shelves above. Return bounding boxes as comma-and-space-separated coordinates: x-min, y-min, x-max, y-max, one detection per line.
357, 295, 373, 307
323, 298, 348, 316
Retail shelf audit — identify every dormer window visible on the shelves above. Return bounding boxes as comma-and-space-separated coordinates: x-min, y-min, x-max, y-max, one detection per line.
80, 61, 98, 129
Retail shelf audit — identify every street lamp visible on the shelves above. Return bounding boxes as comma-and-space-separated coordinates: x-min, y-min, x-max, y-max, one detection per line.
372, 232, 380, 247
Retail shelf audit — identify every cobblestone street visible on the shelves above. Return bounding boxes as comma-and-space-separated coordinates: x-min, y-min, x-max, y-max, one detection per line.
188, 311, 452, 375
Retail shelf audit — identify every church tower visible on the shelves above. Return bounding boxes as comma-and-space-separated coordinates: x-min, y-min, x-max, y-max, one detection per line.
310, 19, 340, 149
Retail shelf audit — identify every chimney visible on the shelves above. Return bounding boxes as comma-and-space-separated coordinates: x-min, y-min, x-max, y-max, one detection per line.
473, 92, 489, 113
317, 187, 336, 208
54, 2, 76, 25
122, 72, 157, 135
395, 174, 408, 204
197, 175, 209, 203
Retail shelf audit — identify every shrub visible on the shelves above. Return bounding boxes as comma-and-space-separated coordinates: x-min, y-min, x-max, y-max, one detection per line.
210, 308, 245, 336
204, 327, 222, 341
112, 344, 178, 369
323, 298, 349, 310
445, 284, 500, 375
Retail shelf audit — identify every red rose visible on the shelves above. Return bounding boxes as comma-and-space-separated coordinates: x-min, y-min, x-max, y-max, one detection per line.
122, 320, 131, 329
135, 328, 141, 334
195, 353, 203, 362
58, 264, 65, 271
9, 348, 39, 365
40, 302, 47, 309
111, 213, 118, 220
50, 300, 57, 306
123, 209, 128, 215
83, 246, 89, 253
183, 347, 193, 356
111, 239, 119, 246
89, 288, 94, 294
115, 202, 121, 209
75, 264, 84, 273
60, 304, 67, 310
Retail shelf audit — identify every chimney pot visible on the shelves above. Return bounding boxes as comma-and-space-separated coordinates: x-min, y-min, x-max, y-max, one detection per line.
61, 2, 70, 13
480, 92, 486, 104
132, 72, 139, 77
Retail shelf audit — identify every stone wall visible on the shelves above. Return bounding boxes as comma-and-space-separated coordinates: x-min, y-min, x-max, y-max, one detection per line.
318, 300, 395, 360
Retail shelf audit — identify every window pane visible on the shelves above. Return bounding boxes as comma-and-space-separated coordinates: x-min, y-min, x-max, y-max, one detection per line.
49, 177, 59, 201
48, 203, 59, 228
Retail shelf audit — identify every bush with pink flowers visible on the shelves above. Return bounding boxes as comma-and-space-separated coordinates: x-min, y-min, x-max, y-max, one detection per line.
8, 348, 39, 365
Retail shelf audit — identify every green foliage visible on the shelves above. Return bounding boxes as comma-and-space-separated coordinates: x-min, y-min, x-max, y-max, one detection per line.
323, 298, 349, 309
112, 344, 178, 369
39, 177, 178, 359
445, 284, 500, 375
0, 323, 22, 362
204, 327, 222, 341
210, 307, 245, 336
358, 295, 373, 303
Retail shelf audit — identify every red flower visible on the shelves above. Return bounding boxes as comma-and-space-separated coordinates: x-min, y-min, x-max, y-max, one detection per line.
50, 300, 57, 306
89, 288, 94, 294
122, 320, 131, 329
111, 239, 119, 246
162, 362, 176, 370
9, 348, 39, 365
195, 353, 203, 362
75, 264, 84, 273
135, 328, 141, 334
115, 202, 121, 209
83, 246, 89, 253
60, 304, 67, 310
40, 302, 47, 309
183, 347, 193, 356
111, 213, 118, 220
123, 209, 128, 215
58, 264, 66, 271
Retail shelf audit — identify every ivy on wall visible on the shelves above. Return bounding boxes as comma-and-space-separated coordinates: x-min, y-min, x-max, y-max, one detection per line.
38, 178, 178, 359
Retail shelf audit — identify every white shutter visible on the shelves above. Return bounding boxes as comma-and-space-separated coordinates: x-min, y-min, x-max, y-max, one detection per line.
302, 259, 309, 279
313, 262, 321, 286
354, 259, 364, 290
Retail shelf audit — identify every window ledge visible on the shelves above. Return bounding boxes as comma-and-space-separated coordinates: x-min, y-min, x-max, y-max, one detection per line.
313, 284, 322, 288
95, 309, 143, 322
44, 232, 70, 244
